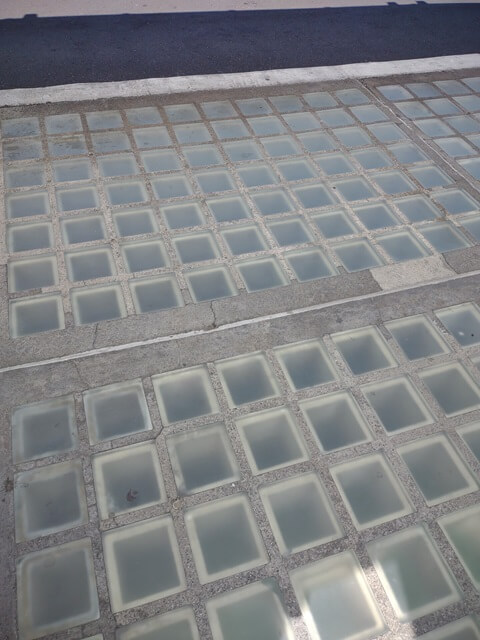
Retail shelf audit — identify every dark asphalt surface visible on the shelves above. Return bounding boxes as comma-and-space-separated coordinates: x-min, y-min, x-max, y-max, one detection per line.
0, 4, 479, 90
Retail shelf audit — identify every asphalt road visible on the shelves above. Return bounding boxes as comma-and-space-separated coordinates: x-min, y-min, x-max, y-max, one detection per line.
0, 4, 479, 89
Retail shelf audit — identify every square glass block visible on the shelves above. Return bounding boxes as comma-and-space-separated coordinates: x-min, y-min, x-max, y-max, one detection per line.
290, 550, 385, 640
185, 494, 268, 583
445, 115, 480, 135
183, 144, 223, 168
237, 257, 288, 292
48, 135, 88, 157
71, 284, 126, 325
86, 110, 122, 130
46, 114, 83, 135
207, 195, 251, 222
173, 123, 211, 144
7, 222, 53, 253
269, 94, 303, 112
236, 98, 271, 116
103, 516, 185, 612
362, 376, 433, 434
333, 239, 383, 272
436, 137, 476, 158
378, 85, 413, 100
152, 175, 193, 199
4, 164, 45, 188
195, 169, 235, 194
300, 391, 371, 453
91, 131, 131, 153
217, 352, 280, 408
153, 365, 219, 425
65, 247, 115, 281
351, 105, 388, 123
185, 266, 237, 302
399, 434, 477, 506
223, 139, 262, 162
433, 189, 479, 215
415, 118, 455, 138
260, 472, 342, 554
84, 379, 151, 444
56, 186, 99, 212
8, 255, 58, 292
9, 295, 65, 338
458, 421, 480, 462
367, 525, 460, 621
6, 191, 49, 219
15, 459, 88, 542
221, 224, 268, 255
455, 93, 480, 111
298, 131, 336, 152
134, 126, 173, 149
130, 275, 183, 314
121, 240, 168, 272
315, 152, 355, 176
118, 607, 199, 640
112, 208, 158, 237
425, 98, 461, 116
2, 116, 40, 137
372, 170, 416, 195
14, 399, 70, 461
420, 222, 470, 252
395, 101, 433, 119
206, 579, 294, 640
3, 139, 43, 161
166, 423, 239, 495
332, 177, 377, 202
248, 116, 286, 136
436, 302, 480, 346
334, 127, 373, 148
368, 122, 406, 143
125, 106, 162, 125
61, 215, 106, 245
463, 76, 480, 91
406, 82, 441, 98
293, 183, 337, 209
251, 189, 294, 215
388, 141, 429, 164
92, 442, 165, 518
461, 215, 480, 241
162, 202, 205, 229
419, 617, 480, 640
202, 100, 236, 119
419, 362, 480, 416
140, 149, 180, 172
303, 91, 337, 108
409, 165, 452, 189
277, 158, 316, 180
311, 209, 357, 238
459, 157, 480, 180
267, 216, 312, 246
317, 108, 354, 128
286, 248, 336, 281
275, 339, 337, 390
211, 119, 250, 140
331, 452, 413, 530
394, 195, 441, 222
164, 103, 201, 122
332, 326, 396, 375
439, 504, 480, 592
283, 112, 321, 132
236, 407, 308, 475
353, 202, 400, 230
377, 230, 430, 262
237, 163, 277, 187
351, 147, 392, 170
17, 538, 99, 640
336, 88, 370, 105
106, 180, 148, 206
173, 232, 220, 265
97, 153, 138, 177
53, 158, 93, 182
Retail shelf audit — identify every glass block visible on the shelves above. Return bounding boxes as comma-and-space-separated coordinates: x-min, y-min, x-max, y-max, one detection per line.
372, 170, 415, 194
377, 230, 429, 261
353, 202, 400, 230
458, 421, 480, 462
174, 123, 211, 144
103, 516, 185, 612
9, 295, 65, 338
164, 103, 201, 122
286, 248, 336, 281
406, 82, 441, 98
315, 152, 355, 176
185, 494, 267, 584
299, 391, 371, 453
293, 183, 337, 208
351, 105, 388, 123
275, 339, 337, 390
8, 255, 58, 292
237, 163, 277, 187
4, 165, 46, 188
333, 238, 383, 272
236, 98, 271, 116
334, 127, 372, 148
399, 434, 477, 505
71, 284, 126, 325
415, 118, 454, 137
125, 106, 162, 125
97, 154, 138, 177
410, 165, 452, 188
445, 116, 480, 134
186, 266, 237, 302
15, 460, 88, 542
112, 208, 158, 237
318, 108, 354, 128
459, 157, 480, 180
260, 472, 342, 554
207, 196, 251, 222
202, 100, 236, 119
439, 504, 480, 591
276, 158, 316, 180
394, 195, 441, 222
92, 442, 165, 518
311, 209, 358, 238
130, 275, 183, 314
61, 215, 106, 245
2, 116, 40, 137
298, 131, 336, 152
395, 101, 433, 119
433, 189, 479, 215
336, 88, 370, 105
173, 232, 219, 264
237, 257, 288, 292
283, 112, 321, 132
7, 222, 53, 252
378, 85, 413, 100
3, 139, 43, 161
388, 141, 429, 164
419, 362, 480, 416
386, 314, 449, 360
217, 352, 280, 408
290, 550, 385, 640
426, 98, 462, 116
332, 326, 396, 375
141, 149, 180, 171
86, 110, 122, 130
195, 169, 235, 193
45, 113, 82, 134
436, 302, 480, 346
463, 77, 480, 91
133, 127, 172, 149
420, 222, 470, 252
470, 134, 480, 149
223, 139, 262, 162
84, 379, 152, 444
56, 186, 99, 211
303, 91, 337, 108
6, 191, 49, 219
211, 119, 250, 140
53, 158, 93, 182
367, 525, 460, 621
162, 202, 205, 229
351, 147, 392, 170
152, 366, 219, 425
247, 116, 286, 136
419, 616, 480, 640
461, 215, 480, 241
91, 132, 130, 153
183, 144, 223, 168
362, 376, 433, 434
221, 224, 268, 255
454, 94, 480, 111
267, 216, 312, 246
206, 579, 293, 640
269, 94, 303, 112
368, 122, 406, 143
251, 189, 294, 215
17, 539, 99, 640
106, 180, 148, 206
332, 177, 377, 201
152, 175, 192, 199
331, 452, 412, 529
166, 423, 239, 495
65, 247, 115, 281
117, 608, 199, 640
122, 239, 168, 272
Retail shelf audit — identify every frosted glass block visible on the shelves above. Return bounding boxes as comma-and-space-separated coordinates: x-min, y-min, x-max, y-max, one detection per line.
122, 240, 168, 272
247, 116, 286, 136
311, 209, 358, 238
334, 127, 372, 148
286, 248, 336, 281
407, 82, 441, 98
419, 616, 480, 640
367, 525, 460, 621
436, 302, 480, 346
298, 131, 336, 152
217, 352, 280, 408
410, 165, 452, 188
103, 516, 185, 612
269, 94, 303, 112
125, 106, 162, 125
333, 238, 383, 272
53, 158, 93, 182
106, 180, 148, 206
117, 608, 199, 640
56, 186, 99, 211
299, 391, 371, 452
293, 183, 337, 208
458, 421, 480, 462
45, 113, 82, 134
469, 134, 480, 149
315, 152, 355, 176
394, 195, 441, 222
275, 339, 337, 390
377, 230, 429, 261
173, 232, 220, 263
332, 326, 396, 375
6, 191, 49, 219
236, 98, 271, 116
185, 494, 267, 584
133, 127, 172, 149
92, 442, 165, 518
332, 177, 377, 201
7, 222, 53, 252
303, 91, 337, 108
164, 103, 201, 122
385, 314, 449, 360
419, 362, 480, 416
221, 224, 268, 255
15, 460, 87, 541
331, 452, 412, 529
84, 379, 152, 444
212, 119, 250, 140
368, 122, 406, 142
113, 208, 158, 237
195, 169, 235, 193
162, 202, 205, 229
445, 116, 480, 134
223, 140, 262, 162
283, 111, 321, 132
183, 144, 223, 167
336, 88, 370, 105
130, 275, 183, 314
141, 149, 181, 171
290, 550, 385, 640
318, 109, 354, 128
207, 579, 294, 640
462, 77, 480, 91
2, 116, 39, 137
152, 365, 219, 425
415, 119, 454, 137
277, 158, 316, 180
97, 154, 138, 177
9, 295, 65, 338
3, 139, 43, 161
378, 85, 413, 100
388, 142, 429, 164
252, 189, 294, 215
17, 539, 99, 640
459, 157, 480, 180
86, 110, 122, 130
237, 163, 277, 187
260, 472, 342, 554
372, 170, 416, 194
353, 202, 400, 230
8, 255, 58, 292
71, 284, 126, 325
65, 247, 115, 281
395, 101, 433, 119
439, 504, 480, 591
399, 434, 477, 505
202, 100, 236, 119
152, 175, 192, 199
426, 98, 462, 116
61, 215, 106, 245
351, 105, 388, 123
461, 215, 480, 241
91, 132, 130, 153
351, 147, 392, 170
454, 94, 480, 111
237, 257, 288, 291
4, 165, 45, 188
185, 266, 237, 302
420, 222, 470, 252
166, 423, 239, 495
267, 216, 312, 246
173, 123, 211, 144
433, 189, 479, 215
207, 196, 251, 222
